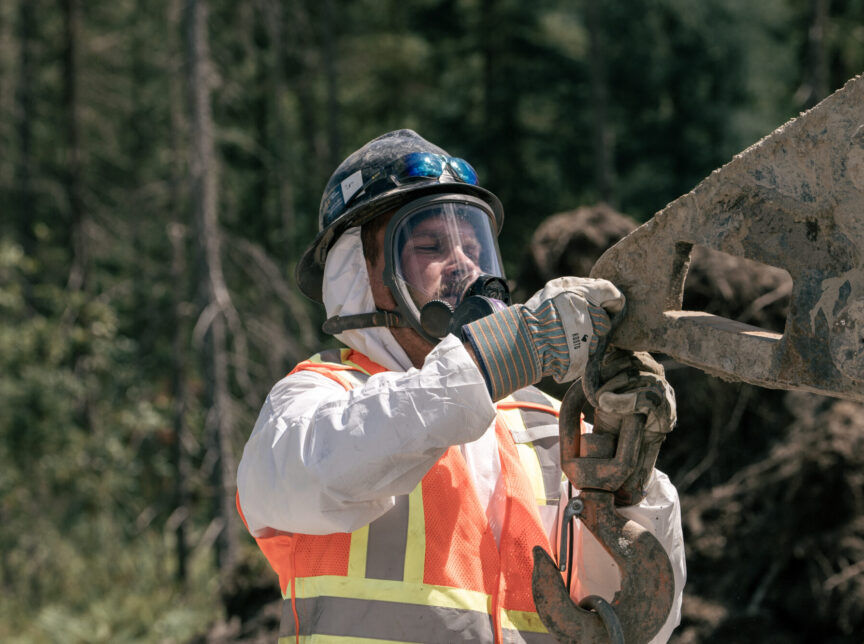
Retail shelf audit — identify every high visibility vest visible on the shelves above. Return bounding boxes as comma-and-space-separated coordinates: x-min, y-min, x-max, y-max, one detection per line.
238, 348, 568, 644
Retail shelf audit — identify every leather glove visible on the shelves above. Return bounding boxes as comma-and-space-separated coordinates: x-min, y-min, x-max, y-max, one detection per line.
462, 277, 625, 400
592, 349, 676, 505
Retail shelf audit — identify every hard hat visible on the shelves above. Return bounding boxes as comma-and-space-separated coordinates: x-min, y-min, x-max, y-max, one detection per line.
296, 129, 504, 302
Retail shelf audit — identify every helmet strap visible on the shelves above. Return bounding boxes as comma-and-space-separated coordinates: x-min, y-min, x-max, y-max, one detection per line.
321, 309, 407, 335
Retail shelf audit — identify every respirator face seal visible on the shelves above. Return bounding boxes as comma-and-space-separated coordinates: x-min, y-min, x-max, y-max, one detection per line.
383, 194, 509, 343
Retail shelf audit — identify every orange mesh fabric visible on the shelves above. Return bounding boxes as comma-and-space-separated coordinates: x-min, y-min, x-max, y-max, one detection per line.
344, 350, 389, 375
293, 532, 352, 577
239, 494, 352, 595
494, 419, 555, 612
422, 448, 499, 594
251, 531, 351, 596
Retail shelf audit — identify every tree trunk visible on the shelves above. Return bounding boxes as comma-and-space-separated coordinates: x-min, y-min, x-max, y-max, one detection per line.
807, 0, 831, 107
62, 0, 86, 293
185, 0, 238, 582
168, 223, 191, 583
321, 0, 341, 172
168, 0, 191, 583
61, 0, 94, 434
260, 0, 295, 258
13, 0, 35, 253
585, 0, 616, 206
478, 0, 522, 214
799, 0, 832, 108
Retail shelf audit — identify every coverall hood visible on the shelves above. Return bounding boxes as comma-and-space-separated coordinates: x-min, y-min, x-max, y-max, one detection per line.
322, 227, 413, 371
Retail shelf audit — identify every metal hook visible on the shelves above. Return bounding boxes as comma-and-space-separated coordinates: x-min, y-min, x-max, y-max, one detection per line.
531, 376, 675, 643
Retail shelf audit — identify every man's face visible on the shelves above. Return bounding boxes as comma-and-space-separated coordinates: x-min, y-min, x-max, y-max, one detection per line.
363, 203, 500, 367
397, 216, 483, 309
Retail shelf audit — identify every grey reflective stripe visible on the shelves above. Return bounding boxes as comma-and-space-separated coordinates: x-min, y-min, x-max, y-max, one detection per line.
315, 348, 342, 363
365, 494, 409, 581
519, 407, 558, 430
531, 435, 562, 504
510, 387, 562, 505
510, 385, 555, 408
503, 628, 559, 643
281, 596, 495, 642
509, 424, 558, 444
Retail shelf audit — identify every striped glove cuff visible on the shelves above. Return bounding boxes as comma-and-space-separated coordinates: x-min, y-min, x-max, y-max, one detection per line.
464, 300, 613, 400
462, 306, 542, 401
522, 299, 570, 380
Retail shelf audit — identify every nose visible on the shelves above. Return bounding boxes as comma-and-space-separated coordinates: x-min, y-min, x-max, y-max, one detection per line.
443, 247, 480, 285
439, 245, 478, 294
446, 243, 478, 270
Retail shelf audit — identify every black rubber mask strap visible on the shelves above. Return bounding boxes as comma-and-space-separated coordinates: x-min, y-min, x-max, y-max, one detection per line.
321, 310, 407, 335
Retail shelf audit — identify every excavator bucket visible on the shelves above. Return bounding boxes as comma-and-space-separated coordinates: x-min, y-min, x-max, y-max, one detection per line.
532, 75, 864, 644
591, 74, 864, 401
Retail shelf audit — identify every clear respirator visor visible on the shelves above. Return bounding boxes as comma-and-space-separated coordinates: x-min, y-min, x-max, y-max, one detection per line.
384, 195, 508, 341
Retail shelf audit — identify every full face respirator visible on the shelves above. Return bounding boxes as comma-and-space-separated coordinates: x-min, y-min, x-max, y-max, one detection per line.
321, 193, 510, 342
383, 194, 510, 343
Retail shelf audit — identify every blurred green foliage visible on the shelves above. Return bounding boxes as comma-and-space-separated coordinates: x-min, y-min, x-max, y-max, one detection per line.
0, 0, 861, 640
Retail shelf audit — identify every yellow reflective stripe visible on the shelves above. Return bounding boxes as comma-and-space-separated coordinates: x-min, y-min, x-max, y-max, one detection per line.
305, 349, 372, 382
501, 607, 550, 634
497, 406, 523, 433
294, 576, 491, 613
403, 484, 425, 583
347, 525, 369, 577
500, 404, 547, 507
516, 442, 547, 506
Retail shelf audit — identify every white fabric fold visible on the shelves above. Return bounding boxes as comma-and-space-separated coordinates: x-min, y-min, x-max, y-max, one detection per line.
237, 334, 497, 536
322, 228, 412, 372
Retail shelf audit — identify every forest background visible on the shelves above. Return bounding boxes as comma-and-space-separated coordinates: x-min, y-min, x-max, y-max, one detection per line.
1, 0, 862, 642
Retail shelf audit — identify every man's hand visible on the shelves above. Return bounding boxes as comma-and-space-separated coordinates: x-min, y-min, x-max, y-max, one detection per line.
592, 349, 676, 505
462, 277, 625, 400
523, 277, 625, 382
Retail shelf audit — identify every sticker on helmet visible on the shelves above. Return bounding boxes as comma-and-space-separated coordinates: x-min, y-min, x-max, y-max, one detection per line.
341, 170, 363, 205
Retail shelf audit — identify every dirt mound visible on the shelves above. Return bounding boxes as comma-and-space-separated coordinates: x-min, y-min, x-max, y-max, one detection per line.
676, 394, 864, 642
515, 203, 638, 302
517, 204, 864, 643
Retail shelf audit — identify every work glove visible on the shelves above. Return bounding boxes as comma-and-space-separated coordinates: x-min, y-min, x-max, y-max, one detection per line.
462, 277, 625, 401
591, 349, 676, 506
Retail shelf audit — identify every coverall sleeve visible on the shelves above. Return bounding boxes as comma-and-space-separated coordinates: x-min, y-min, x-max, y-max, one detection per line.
561, 470, 686, 643
236, 335, 497, 537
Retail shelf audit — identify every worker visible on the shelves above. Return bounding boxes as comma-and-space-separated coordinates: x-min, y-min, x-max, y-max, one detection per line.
236, 129, 686, 643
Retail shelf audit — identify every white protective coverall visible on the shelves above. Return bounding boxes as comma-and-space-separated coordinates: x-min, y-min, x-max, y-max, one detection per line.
236, 228, 686, 642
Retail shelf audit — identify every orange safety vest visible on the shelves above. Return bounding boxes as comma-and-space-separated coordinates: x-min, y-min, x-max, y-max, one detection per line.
238, 348, 569, 643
